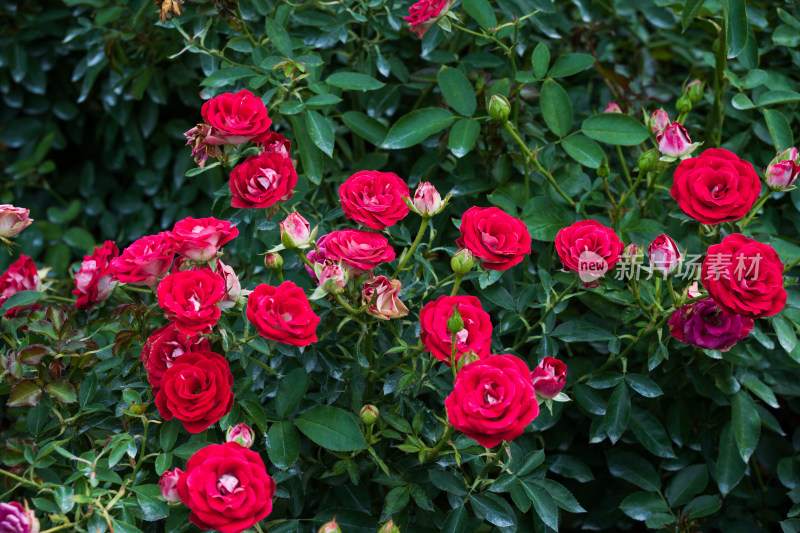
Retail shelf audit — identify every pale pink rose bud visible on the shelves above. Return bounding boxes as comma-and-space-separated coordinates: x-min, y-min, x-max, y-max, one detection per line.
226, 423, 254, 448
776, 147, 800, 163
216, 259, 242, 309
685, 79, 703, 103
318, 263, 348, 294
657, 122, 696, 158
765, 160, 800, 191
158, 468, 183, 503
604, 102, 622, 113
0, 205, 33, 239
648, 234, 682, 277
264, 252, 283, 271
318, 518, 342, 533
362, 276, 409, 320
184, 123, 219, 169
530, 357, 567, 399
412, 182, 444, 217
624, 243, 644, 262
647, 109, 670, 134
280, 212, 311, 249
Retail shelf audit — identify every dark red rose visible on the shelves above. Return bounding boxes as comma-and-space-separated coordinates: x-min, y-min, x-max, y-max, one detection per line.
141, 323, 211, 391
555, 220, 624, 285
670, 148, 761, 224
177, 442, 276, 533
668, 298, 754, 351
338, 170, 410, 230
154, 350, 234, 433
201, 90, 272, 145
0, 255, 41, 317
156, 268, 226, 335
530, 357, 567, 399
229, 151, 298, 209
445, 354, 539, 448
323, 230, 396, 273
111, 233, 174, 286
403, 0, 456, 38
419, 295, 492, 364
167, 217, 238, 262
73, 241, 119, 310
456, 207, 531, 271
701, 233, 786, 318
246, 281, 320, 347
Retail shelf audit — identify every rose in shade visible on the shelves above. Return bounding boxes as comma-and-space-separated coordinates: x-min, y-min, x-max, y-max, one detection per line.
168, 217, 238, 262
362, 276, 409, 320
456, 206, 531, 271
141, 323, 211, 391
73, 241, 119, 310
648, 234, 681, 278
111, 233, 174, 286
323, 230, 396, 273
530, 357, 567, 399
156, 268, 226, 335
338, 170, 410, 230
555, 220, 624, 285
247, 281, 320, 347
201, 90, 272, 145
445, 354, 539, 448
420, 295, 492, 365
229, 151, 297, 209
668, 298, 754, 351
159, 468, 184, 503
403, 0, 457, 38
0, 255, 41, 318
0, 205, 33, 239
0, 502, 39, 533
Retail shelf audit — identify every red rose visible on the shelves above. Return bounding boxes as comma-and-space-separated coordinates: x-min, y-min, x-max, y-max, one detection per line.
419, 295, 492, 365
247, 281, 320, 347
167, 216, 238, 262
403, 0, 457, 38
670, 148, 760, 224
323, 230, 396, 273
254, 131, 291, 158
456, 207, 532, 271
701, 234, 786, 318
154, 350, 234, 433
530, 357, 567, 399
111, 233, 174, 286
141, 323, 210, 391
338, 171, 410, 230
201, 90, 272, 145
229, 151, 298, 209
73, 241, 119, 310
0, 255, 41, 317
445, 354, 539, 448
555, 220, 624, 285
177, 442, 276, 533
156, 269, 226, 335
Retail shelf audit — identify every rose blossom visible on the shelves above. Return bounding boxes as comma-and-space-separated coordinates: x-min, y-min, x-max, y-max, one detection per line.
555, 220, 624, 285
445, 354, 539, 448
646, 109, 670, 134
154, 350, 234, 433
420, 295, 492, 364
254, 131, 291, 158
141, 323, 210, 391
0, 205, 33, 239
701, 234, 786, 318
0, 255, 41, 318
668, 298, 754, 351
412, 182, 444, 217
201, 90, 272, 145
216, 259, 242, 309
457, 207, 532, 271
159, 468, 184, 503
247, 281, 320, 347
657, 122, 698, 159
323, 230, 396, 273
531, 357, 567, 399
167, 216, 238, 262
338, 170, 410, 230
226, 423, 254, 448
111, 233, 174, 286
229, 151, 298, 209
156, 268, 226, 335
280, 212, 311, 249
403, 0, 457, 38
72, 241, 119, 310
670, 148, 761, 225
0, 502, 39, 533
648, 234, 681, 277
177, 442, 275, 533
362, 276, 409, 320
604, 102, 622, 113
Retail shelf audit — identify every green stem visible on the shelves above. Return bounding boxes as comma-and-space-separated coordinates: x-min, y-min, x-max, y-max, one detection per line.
423, 425, 454, 463
615, 146, 633, 187
130, 420, 149, 481
449, 331, 458, 382
613, 169, 646, 228
450, 274, 464, 296
293, 249, 316, 271
740, 191, 772, 227
665, 278, 678, 308
334, 292, 359, 315
393, 218, 430, 277
0, 468, 39, 487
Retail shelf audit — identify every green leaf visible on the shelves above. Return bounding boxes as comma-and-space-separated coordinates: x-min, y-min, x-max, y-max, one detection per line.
723, 0, 748, 58
522, 481, 559, 530
0, 290, 41, 315
561, 134, 605, 168
289, 115, 323, 184
326, 72, 385, 91
155, 453, 172, 475
45, 381, 77, 404
109, 518, 143, 533
665, 464, 708, 507
605, 382, 630, 445
382, 108, 455, 149
441, 507, 467, 533
240, 399, 268, 434
438, 67, 477, 116
607, 451, 660, 491
681, 0, 706, 32
135, 491, 169, 521
201, 67, 256, 88
159, 419, 180, 452
540, 79, 572, 137
549, 455, 594, 483
448, 118, 480, 158
462, 0, 497, 29
53, 486, 74, 513
716, 423, 747, 496
532, 43, 550, 79
522, 197, 574, 241
304, 110, 335, 157
294, 405, 367, 452
581, 114, 650, 146
684, 495, 722, 519
276, 368, 310, 419
551, 321, 614, 342
620, 491, 670, 521
264, 18, 293, 57
626, 374, 664, 398
731, 389, 760, 463
341, 111, 388, 146
763, 109, 794, 152
267, 421, 300, 469
7, 380, 42, 407
756, 91, 800, 107
530, 478, 586, 513
63, 227, 95, 250
630, 407, 677, 459
515, 450, 545, 477
470, 493, 517, 528
172, 441, 208, 460
741, 374, 779, 408
773, 315, 797, 354
547, 53, 595, 78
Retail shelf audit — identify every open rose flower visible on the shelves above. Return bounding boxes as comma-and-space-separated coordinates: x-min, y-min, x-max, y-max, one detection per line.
362, 276, 409, 320
229, 151, 298, 209
111, 233, 174, 286
457, 207, 531, 271
701, 234, 786, 318
555, 220, 624, 286
247, 281, 320, 347
254, 131, 291, 158
73, 241, 119, 310
404, 0, 456, 38
201, 90, 272, 145
156, 268, 226, 335
420, 295, 492, 364
168, 217, 238, 262
154, 350, 234, 433
445, 354, 539, 448
323, 230, 396, 273
0, 205, 33, 239
177, 442, 275, 533
0, 502, 39, 533
339, 170, 410, 230
670, 148, 761, 225
668, 298, 754, 351
0, 255, 41, 318
531, 357, 567, 399
141, 323, 210, 391
159, 468, 183, 503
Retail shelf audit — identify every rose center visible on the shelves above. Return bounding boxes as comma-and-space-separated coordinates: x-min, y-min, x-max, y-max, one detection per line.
257, 168, 279, 190
456, 328, 469, 345
216, 473, 240, 495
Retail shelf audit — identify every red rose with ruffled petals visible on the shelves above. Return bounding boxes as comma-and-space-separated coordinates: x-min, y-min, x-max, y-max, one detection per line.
701, 234, 786, 318
338, 171, 410, 230
0, 255, 41, 317
419, 295, 492, 365
168, 217, 238, 262
323, 230, 396, 273
254, 131, 291, 158
555, 220, 624, 285
670, 148, 760, 224
403, 0, 456, 38
530, 357, 567, 399
456, 207, 531, 271
445, 354, 539, 448
154, 350, 234, 433
246, 281, 320, 347
156, 269, 226, 335
111, 233, 174, 286
201, 90, 272, 145
229, 151, 298, 209
141, 323, 210, 391
177, 442, 276, 533
73, 241, 119, 310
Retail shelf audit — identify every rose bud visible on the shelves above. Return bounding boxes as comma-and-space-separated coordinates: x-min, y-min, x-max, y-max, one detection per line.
0, 501, 39, 533
216, 259, 242, 310
318, 518, 342, 533
765, 147, 800, 191
0, 205, 33, 239
159, 468, 184, 503
360, 405, 380, 426
685, 79, 704, 104
530, 357, 567, 399
657, 122, 698, 159
687, 281, 702, 299
318, 263, 348, 295
648, 234, 681, 277
646, 109, 670, 134
676, 94, 692, 113
488, 94, 511, 122
264, 252, 283, 271
637, 148, 660, 173
447, 307, 464, 333
280, 212, 312, 249
604, 102, 622, 113
362, 276, 409, 320
226, 423, 255, 448
378, 520, 401, 533
624, 243, 644, 262
412, 182, 444, 217
450, 248, 474, 276
455, 350, 481, 371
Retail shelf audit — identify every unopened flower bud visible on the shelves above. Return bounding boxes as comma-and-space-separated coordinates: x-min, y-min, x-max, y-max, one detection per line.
604, 102, 622, 113
280, 212, 312, 249
685, 79, 703, 104
597, 158, 610, 178
319, 263, 348, 295
646, 109, 670, 134
450, 248, 474, 276
765, 147, 800, 191
412, 182, 444, 217
648, 234, 682, 277
378, 520, 401, 533
264, 252, 283, 271
675, 94, 692, 114
657, 122, 698, 159
226, 423, 254, 448
447, 308, 464, 334
318, 518, 342, 533
159, 468, 183, 503
0, 205, 33, 239
360, 405, 380, 425
456, 350, 480, 371
488, 94, 511, 122
531, 357, 567, 399
624, 243, 644, 263
637, 149, 660, 173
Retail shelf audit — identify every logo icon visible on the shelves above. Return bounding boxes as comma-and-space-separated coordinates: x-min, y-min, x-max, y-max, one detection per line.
577, 251, 608, 284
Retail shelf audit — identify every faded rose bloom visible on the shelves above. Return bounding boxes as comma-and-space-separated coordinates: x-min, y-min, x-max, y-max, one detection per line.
0, 205, 33, 239
412, 182, 444, 217
0, 502, 39, 533
647, 109, 670, 134
184, 124, 219, 169
226, 423, 254, 448
362, 276, 409, 320
216, 259, 242, 309
159, 469, 184, 503
280, 212, 311, 249
604, 102, 622, 113
657, 122, 698, 159
530, 357, 567, 399
648, 234, 682, 277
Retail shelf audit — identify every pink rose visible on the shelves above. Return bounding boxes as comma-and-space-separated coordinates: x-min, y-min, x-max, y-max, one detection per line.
226, 423, 254, 448
229, 151, 298, 209
604, 102, 622, 113
530, 357, 567, 399
0, 205, 33, 239
318, 262, 347, 294
765, 147, 800, 191
73, 241, 119, 310
254, 131, 291, 158
159, 468, 183, 503
216, 259, 242, 309
362, 276, 409, 320
338, 170, 410, 230
647, 109, 670, 134
111, 233, 174, 286
168, 217, 238, 262
323, 230, 396, 274
657, 122, 697, 159
280, 212, 311, 249
412, 182, 444, 217
648, 234, 681, 277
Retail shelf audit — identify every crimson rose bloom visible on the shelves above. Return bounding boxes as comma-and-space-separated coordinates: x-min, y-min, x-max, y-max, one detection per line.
254, 131, 291, 158
247, 282, 320, 347
404, 0, 456, 38
670, 148, 760, 224
111, 233, 174, 286
230, 151, 298, 209
141, 323, 211, 391
323, 230, 396, 273
201, 90, 272, 145
445, 354, 539, 448
168, 217, 238, 262
531, 357, 567, 399
73, 241, 119, 310
154, 351, 234, 433
177, 442, 276, 533
555, 220, 624, 285
419, 295, 492, 364
668, 298, 754, 351
338, 171, 410, 230
0, 255, 41, 318
701, 234, 786, 318
456, 207, 532, 271
156, 268, 226, 335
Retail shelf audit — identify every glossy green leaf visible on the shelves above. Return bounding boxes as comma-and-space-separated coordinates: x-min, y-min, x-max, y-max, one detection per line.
723, 0, 748, 58
551, 321, 614, 342
290, 115, 324, 184
45, 381, 77, 404
7, 379, 42, 407
267, 421, 300, 469
305, 110, 335, 157
438, 67, 477, 116
763, 109, 794, 152
341, 111, 388, 146
201, 67, 256, 88
532, 43, 550, 79
448, 118, 480, 158
264, 18, 293, 57
684, 495, 722, 519
382, 108, 455, 149
626, 374, 664, 398
620, 491, 670, 521
607, 451, 660, 491
0, 290, 41, 315
294, 405, 367, 452
275, 368, 310, 419
630, 407, 676, 459
561, 134, 605, 168
772, 316, 797, 354
470, 493, 517, 528
665, 464, 708, 507
441, 507, 468, 533
681, 0, 706, 32
731, 389, 760, 463
540, 79, 572, 137
462, 0, 497, 29
326, 72, 385, 91
522, 481, 559, 530
605, 382, 630, 445
547, 53, 595, 78
582, 113, 650, 145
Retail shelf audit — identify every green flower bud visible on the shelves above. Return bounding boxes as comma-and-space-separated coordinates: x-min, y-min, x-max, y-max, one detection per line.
487, 94, 511, 122
447, 308, 464, 334
456, 350, 480, 371
377, 520, 401, 533
450, 248, 474, 276
685, 79, 703, 104
675, 94, 692, 114
637, 149, 659, 173
318, 518, 342, 533
264, 252, 283, 271
597, 158, 610, 178
360, 405, 380, 425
